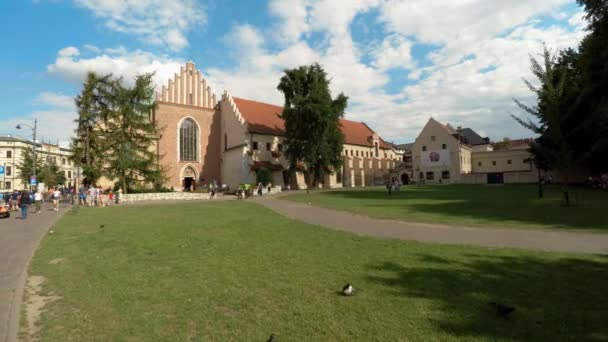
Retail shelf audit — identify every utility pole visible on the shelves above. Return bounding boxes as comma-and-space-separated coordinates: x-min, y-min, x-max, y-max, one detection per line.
16, 119, 38, 191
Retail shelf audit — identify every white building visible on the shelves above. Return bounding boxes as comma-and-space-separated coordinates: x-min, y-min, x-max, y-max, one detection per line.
0, 135, 78, 190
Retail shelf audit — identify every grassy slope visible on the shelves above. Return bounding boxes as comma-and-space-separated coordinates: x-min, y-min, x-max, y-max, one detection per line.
286, 185, 608, 231
30, 202, 608, 341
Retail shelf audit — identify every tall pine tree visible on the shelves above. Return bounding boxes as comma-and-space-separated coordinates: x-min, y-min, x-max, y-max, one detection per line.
72, 72, 112, 185
103, 73, 164, 193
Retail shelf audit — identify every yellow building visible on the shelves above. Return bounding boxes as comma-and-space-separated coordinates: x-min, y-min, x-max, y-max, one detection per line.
0, 135, 78, 190
412, 118, 536, 184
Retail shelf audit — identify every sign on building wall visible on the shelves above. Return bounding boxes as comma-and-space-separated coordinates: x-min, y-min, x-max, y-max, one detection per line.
421, 150, 451, 167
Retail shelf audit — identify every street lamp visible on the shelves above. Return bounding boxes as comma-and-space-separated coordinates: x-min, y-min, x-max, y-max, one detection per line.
16, 119, 38, 190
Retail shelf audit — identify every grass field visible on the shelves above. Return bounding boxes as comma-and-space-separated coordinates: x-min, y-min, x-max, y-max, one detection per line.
26, 201, 608, 341
286, 184, 608, 231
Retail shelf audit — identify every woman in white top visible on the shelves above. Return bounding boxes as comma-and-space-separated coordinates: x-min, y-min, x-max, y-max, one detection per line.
34, 192, 43, 213
52, 188, 61, 211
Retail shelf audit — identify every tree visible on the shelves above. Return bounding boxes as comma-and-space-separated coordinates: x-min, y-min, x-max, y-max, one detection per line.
72, 72, 113, 185
16, 149, 66, 188
255, 167, 273, 186
491, 138, 512, 151
277, 63, 348, 190
38, 162, 66, 188
103, 73, 164, 193
573, 0, 608, 172
16, 148, 44, 187
512, 47, 575, 182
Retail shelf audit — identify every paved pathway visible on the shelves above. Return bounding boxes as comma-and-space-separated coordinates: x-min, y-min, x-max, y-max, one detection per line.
0, 203, 68, 342
255, 195, 608, 255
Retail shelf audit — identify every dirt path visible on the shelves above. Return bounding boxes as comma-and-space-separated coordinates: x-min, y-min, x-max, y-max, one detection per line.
255, 195, 608, 255
0, 203, 68, 342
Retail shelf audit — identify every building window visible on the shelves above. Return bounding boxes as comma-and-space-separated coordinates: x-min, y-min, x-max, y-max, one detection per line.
442, 171, 450, 179
350, 150, 353, 156
5, 181, 11, 189
68, 171, 72, 178
62, 158, 66, 165
507, 160, 512, 164
492, 160, 497, 166
266, 142, 271, 151
224, 134, 228, 151
419, 172, 424, 180
422, 145, 427, 151
426, 171, 434, 180
478, 162, 482, 166
6, 166, 12, 176
375, 142, 379, 157
252, 141, 259, 150
442, 144, 447, 149
336, 169, 342, 183
6, 151, 12, 158
179, 118, 198, 161
189, 93, 193, 105
431, 136, 436, 141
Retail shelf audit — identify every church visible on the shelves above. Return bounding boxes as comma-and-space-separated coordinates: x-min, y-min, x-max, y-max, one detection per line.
152, 61, 404, 191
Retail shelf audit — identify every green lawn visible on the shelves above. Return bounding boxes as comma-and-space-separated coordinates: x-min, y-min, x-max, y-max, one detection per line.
28, 202, 608, 341
286, 184, 608, 231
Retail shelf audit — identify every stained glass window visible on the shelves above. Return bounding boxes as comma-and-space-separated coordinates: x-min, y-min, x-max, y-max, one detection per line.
180, 118, 198, 161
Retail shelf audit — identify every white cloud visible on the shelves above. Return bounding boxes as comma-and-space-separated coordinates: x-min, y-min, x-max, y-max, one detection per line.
58, 46, 79, 57
47, 46, 185, 91
32, 92, 74, 109
371, 35, 414, 70
1, 91, 78, 146
73, 0, 205, 51
269, 0, 310, 43
38, 1, 588, 145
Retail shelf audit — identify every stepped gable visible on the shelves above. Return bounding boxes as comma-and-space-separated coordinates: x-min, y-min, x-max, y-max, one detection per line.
232, 97, 390, 148
156, 61, 216, 109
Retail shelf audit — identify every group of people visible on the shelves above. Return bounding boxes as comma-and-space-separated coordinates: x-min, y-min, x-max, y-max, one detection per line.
77, 185, 120, 207
386, 180, 402, 195
236, 182, 272, 200
4, 186, 65, 219
587, 174, 608, 190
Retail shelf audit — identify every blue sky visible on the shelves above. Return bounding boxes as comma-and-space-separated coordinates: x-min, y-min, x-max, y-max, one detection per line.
0, 0, 587, 145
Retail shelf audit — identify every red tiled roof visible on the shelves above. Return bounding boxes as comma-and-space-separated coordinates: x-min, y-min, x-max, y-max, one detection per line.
232, 97, 391, 149
508, 138, 534, 150
233, 97, 285, 135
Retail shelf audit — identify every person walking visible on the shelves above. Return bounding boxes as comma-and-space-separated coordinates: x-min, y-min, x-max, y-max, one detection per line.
10, 190, 19, 212
20, 190, 31, 219
52, 187, 61, 211
34, 191, 43, 213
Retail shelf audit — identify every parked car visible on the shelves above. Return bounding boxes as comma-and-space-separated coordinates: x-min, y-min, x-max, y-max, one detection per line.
0, 191, 10, 218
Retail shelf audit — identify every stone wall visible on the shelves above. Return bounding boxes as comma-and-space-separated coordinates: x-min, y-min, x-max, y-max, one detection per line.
122, 192, 212, 203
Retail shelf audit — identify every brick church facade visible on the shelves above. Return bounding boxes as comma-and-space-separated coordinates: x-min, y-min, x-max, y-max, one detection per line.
154, 62, 404, 191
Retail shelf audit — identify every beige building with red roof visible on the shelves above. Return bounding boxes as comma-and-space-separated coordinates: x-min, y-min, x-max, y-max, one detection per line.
153, 61, 403, 191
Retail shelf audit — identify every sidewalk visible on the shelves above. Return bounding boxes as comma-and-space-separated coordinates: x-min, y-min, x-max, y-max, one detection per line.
256, 196, 608, 255
0, 203, 68, 342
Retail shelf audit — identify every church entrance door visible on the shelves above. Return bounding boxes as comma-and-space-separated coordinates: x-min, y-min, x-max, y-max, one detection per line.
184, 177, 195, 191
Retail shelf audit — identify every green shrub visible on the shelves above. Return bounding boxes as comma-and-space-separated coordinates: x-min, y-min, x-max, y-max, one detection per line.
256, 167, 273, 185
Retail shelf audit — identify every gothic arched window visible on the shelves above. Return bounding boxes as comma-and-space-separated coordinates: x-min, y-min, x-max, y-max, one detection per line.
180, 118, 198, 161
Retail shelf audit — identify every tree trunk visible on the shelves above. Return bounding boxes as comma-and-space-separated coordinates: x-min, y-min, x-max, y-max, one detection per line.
121, 171, 128, 195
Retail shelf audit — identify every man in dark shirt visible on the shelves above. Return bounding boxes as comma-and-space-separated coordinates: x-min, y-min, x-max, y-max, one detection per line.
20, 190, 32, 219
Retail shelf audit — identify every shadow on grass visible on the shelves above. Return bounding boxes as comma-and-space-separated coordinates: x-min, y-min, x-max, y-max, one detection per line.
367, 254, 608, 341
310, 185, 608, 231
